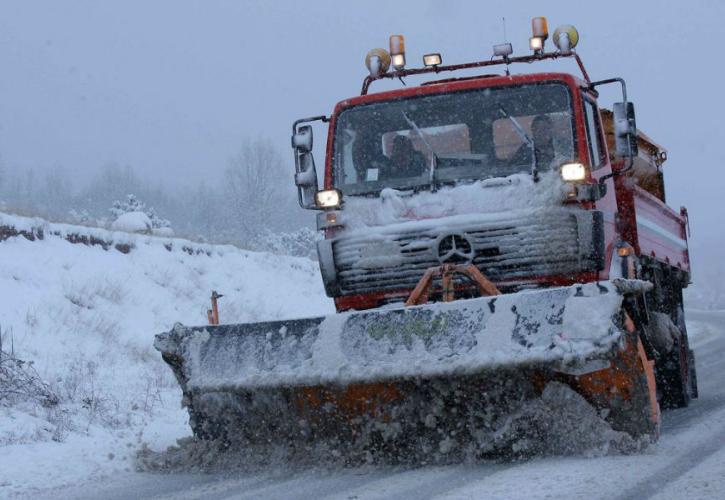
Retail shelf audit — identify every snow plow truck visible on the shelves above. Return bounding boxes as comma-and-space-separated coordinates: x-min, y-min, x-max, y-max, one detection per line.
156, 20, 698, 459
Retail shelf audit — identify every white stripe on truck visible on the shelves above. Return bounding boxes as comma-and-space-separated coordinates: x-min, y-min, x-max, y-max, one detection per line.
636, 216, 688, 249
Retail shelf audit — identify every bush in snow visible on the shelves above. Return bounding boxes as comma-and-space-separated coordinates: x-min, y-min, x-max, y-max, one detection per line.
145, 205, 173, 234
109, 194, 173, 235
109, 193, 144, 219
0, 331, 59, 410
1, 323, 169, 444
257, 227, 320, 259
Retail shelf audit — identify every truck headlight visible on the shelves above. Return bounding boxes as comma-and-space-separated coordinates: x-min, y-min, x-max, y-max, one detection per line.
560, 163, 587, 182
315, 189, 342, 209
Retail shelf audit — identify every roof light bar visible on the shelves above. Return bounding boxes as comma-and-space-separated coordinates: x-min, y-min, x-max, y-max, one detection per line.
361, 19, 588, 94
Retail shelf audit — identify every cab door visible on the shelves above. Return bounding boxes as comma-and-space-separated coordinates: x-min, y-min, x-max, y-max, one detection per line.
581, 92, 619, 277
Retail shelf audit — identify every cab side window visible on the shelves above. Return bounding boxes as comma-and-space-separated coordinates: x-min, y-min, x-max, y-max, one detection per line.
583, 99, 606, 169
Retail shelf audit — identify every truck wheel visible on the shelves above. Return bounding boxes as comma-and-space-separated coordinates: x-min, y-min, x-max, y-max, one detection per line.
658, 337, 691, 409
657, 303, 697, 409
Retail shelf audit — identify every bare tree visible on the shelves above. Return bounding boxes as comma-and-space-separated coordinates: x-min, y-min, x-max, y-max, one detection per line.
40, 167, 73, 217
79, 163, 142, 213
223, 138, 290, 240
0, 138, 309, 244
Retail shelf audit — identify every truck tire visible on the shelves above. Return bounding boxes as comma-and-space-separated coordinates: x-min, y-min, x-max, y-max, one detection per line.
658, 306, 696, 408
658, 337, 691, 409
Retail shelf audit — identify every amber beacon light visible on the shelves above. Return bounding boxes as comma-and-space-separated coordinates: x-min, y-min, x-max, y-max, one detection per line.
389, 35, 406, 70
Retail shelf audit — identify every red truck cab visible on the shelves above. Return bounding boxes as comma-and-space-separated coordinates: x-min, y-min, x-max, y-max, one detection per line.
297, 68, 688, 312
292, 26, 696, 410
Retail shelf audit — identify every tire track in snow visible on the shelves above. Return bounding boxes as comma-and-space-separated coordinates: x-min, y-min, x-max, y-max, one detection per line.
664, 393, 725, 433
371, 465, 509, 500
614, 425, 725, 500
317, 464, 508, 500
200, 469, 401, 500
612, 313, 725, 500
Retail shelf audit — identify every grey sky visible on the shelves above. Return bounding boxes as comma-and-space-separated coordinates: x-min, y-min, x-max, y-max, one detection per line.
0, 1, 723, 256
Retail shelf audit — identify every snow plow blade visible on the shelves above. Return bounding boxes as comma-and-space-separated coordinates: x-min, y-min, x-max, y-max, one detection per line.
155, 280, 658, 459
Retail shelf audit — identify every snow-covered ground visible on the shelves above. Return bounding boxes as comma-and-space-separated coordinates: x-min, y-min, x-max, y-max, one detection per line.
17, 308, 721, 500
1, 212, 723, 499
0, 213, 333, 497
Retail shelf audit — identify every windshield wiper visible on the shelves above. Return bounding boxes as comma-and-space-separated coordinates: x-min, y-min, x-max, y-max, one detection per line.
498, 105, 539, 182
402, 111, 440, 192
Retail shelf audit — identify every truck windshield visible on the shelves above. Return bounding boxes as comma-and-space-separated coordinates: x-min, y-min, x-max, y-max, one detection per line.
333, 82, 575, 195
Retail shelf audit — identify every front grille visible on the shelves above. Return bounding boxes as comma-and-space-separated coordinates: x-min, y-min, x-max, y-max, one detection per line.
332, 210, 593, 295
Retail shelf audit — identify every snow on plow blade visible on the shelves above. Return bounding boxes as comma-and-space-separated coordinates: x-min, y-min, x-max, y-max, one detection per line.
155, 280, 653, 459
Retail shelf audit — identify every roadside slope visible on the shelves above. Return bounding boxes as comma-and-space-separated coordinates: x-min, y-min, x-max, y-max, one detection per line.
0, 212, 333, 496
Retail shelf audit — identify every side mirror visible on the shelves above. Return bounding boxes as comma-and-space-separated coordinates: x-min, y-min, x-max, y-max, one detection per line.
292, 125, 319, 209
292, 125, 313, 152
613, 102, 638, 158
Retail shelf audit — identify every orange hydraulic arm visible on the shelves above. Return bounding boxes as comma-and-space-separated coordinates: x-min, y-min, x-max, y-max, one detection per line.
405, 263, 500, 306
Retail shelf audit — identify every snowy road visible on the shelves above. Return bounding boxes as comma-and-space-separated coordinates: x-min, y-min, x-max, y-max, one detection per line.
21, 310, 725, 500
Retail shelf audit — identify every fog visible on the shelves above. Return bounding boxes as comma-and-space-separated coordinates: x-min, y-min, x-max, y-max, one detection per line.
0, 1, 722, 287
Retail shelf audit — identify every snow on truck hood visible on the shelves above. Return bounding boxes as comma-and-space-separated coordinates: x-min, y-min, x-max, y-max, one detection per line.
340, 171, 568, 232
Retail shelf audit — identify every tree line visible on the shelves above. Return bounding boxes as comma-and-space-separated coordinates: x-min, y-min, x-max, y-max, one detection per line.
0, 139, 313, 250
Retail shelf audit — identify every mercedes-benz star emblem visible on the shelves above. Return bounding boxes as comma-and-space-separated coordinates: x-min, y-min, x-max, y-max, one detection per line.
436, 233, 475, 264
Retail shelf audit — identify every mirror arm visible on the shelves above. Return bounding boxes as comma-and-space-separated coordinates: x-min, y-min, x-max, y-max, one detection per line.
588, 77, 627, 103
292, 115, 329, 136
598, 155, 634, 186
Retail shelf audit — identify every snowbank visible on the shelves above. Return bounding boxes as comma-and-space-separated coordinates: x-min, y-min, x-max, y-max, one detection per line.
0, 212, 333, 491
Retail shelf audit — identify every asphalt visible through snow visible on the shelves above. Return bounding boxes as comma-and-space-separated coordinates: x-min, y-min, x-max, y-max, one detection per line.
39, 310, 725, 500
